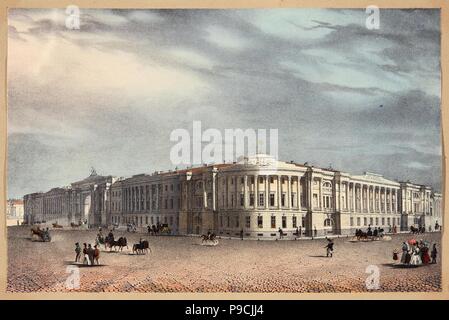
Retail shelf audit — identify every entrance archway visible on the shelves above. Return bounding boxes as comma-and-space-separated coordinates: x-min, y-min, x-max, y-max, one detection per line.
323, 218, 334, 235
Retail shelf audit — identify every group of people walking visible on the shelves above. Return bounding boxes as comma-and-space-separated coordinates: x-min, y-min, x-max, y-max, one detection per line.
75, 242, 100, 266
395, 240, 437, 266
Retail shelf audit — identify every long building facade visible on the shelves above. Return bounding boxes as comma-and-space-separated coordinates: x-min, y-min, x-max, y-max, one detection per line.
23, 155, 443, 238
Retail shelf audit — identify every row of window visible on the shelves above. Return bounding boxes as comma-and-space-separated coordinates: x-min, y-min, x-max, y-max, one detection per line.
112, 214, 178, 226
350, 216, 400, 227
224, 176, 299, 186
221, 192, 298, 208
219, 215, 303, 229
112, 197, 181, 212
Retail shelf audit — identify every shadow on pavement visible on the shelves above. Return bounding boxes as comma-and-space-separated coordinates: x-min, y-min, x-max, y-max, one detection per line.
63, 261, 107, 267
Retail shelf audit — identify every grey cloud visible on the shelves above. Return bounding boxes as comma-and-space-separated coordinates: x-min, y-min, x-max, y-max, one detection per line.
7, 9, 442, 198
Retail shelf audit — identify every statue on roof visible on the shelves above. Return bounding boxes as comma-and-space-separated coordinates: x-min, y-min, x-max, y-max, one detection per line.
90, 167, 97, 176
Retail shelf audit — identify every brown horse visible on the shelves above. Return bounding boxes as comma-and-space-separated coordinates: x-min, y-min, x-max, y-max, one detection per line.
133, 240, 150, 254
201, 233, 218, 245
111, 237, 128, 251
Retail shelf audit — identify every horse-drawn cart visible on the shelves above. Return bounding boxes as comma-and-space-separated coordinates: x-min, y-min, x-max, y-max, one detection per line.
30, 226, 51, 242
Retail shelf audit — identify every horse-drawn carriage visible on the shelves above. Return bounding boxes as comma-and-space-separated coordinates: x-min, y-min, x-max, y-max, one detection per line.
350, 228, 390, 242
410, 225, 425, 234
160, 223, 171, 235
133, 240, 151, 254
52, 222, 63, 229
101, 233, 128, 251
201, 232, 218, 245
126, 223, 137, 233
30, 226, 51, 242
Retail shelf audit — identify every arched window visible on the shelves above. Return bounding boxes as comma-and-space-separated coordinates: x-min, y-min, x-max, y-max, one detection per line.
323, 182, 332, 188
324, 218, 333, 227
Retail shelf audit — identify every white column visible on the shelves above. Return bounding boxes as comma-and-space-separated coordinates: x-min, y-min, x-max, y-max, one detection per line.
297, 177, 301, 208
265, 175, 269, 209
377, 187, 381, 213
352, 183, 355, 212
244, 175, 248, 209
277, 175, 281, 209
255, 174, 259, 208
287, 176, 291, 209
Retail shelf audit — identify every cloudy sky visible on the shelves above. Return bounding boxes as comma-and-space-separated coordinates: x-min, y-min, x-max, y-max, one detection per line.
7, 8, 441, 198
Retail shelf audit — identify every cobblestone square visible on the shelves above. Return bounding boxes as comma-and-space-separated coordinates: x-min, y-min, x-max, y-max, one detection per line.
7, 226, 441, 293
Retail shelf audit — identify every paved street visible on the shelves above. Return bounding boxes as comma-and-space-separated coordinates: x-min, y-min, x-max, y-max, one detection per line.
7, 226, 441, 292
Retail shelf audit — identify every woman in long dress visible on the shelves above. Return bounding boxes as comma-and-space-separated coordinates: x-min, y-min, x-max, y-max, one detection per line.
410, 247, 422, 266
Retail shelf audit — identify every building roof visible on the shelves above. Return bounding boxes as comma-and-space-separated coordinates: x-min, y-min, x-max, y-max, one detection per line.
351, 172, 400, 186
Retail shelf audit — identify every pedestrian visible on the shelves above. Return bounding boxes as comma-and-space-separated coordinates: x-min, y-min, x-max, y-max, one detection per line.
278, 227, 283, 239
298, 226, 302, 238
240, 229, 244, 240
313, 225, 317, 237
400, 242, 408, 264
431, 244, 438, 264
87, 244, 94, 266
325, 238, 334, 257
83, 243, 90, 265
422, 244, 431, 264
74, 242, 81, 262
94, 245, 100, 265
410, 246, 422, 266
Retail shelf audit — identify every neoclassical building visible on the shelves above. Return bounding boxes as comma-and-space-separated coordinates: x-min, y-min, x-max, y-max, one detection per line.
23, 155, 443, 238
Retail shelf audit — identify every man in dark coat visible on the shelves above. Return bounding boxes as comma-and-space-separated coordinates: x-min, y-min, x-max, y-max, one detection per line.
325, 238, 334, 257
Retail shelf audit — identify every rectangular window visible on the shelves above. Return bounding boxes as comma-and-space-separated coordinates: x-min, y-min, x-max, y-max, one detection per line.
282, 216, 287, 229
292, 216, 297, 228
382, 218, 385, 225
249, 193, 255, 206
271, 216, 276, 228
235, 217, 239, 228
375, 217, 379, 226
281, 193, 286, 207
227, 216, 230, 227
387, 217, 391, 225
370, 217, 373, 225
257, 216, 263, 228
259, 193, 264, 207
245, 216, 250, 228
270, 193, 275, 207
170, 199, 173, 209
350, 217, 354, 226
364, 217, 367, 226
291, 193, 296, 207
240, 193, 244, 206
220, 216, 223, 227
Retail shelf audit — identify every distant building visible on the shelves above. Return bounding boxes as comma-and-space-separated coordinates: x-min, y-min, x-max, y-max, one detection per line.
23, 155, 443, 238
7, 199, 24, 226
